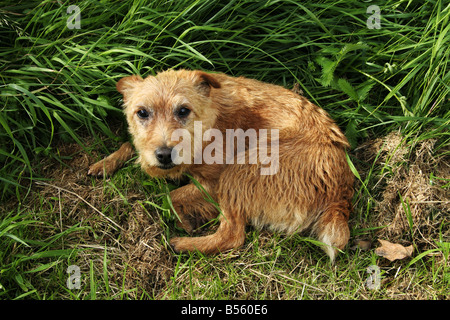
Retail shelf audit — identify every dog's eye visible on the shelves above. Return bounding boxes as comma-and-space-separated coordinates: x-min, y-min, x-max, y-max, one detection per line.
137, 109, 150, 119
176, 106, 191, 118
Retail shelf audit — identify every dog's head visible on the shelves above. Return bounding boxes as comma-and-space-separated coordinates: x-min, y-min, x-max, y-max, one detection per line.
117, 69, 221, 178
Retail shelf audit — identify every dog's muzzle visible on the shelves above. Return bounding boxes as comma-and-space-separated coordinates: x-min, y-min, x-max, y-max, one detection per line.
155, 146, 175, 169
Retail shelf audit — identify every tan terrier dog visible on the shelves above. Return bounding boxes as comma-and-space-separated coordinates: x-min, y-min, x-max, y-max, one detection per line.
88, 69, 354, 262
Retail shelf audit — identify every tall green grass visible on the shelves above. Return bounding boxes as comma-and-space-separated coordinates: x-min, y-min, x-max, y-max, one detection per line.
1, 0, 448, 199
0, 208, 84, 298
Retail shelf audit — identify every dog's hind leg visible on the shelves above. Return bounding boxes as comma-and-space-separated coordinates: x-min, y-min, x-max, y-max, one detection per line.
169, 203, 246, 254
170, 184, 220, 234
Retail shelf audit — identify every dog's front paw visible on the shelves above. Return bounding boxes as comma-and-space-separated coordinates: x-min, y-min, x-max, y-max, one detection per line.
88, 159, 116, 177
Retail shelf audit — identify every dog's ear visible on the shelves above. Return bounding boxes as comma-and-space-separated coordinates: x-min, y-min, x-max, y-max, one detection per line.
116, 75, 143, 96
195, 71, 221, 96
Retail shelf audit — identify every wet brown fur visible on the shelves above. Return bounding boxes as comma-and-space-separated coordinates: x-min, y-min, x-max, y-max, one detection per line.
89, 69, 354, 261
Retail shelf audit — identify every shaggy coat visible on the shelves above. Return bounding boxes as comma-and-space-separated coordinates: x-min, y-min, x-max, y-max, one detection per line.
89, 69, 354, 261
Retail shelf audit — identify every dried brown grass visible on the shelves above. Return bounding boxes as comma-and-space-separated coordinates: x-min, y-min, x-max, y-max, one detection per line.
23, 139, 175, 298
356, 131, 449, 244
6, 130, 447, 299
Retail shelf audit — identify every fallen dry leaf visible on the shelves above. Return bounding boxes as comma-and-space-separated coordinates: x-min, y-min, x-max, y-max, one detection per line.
375, 239, 414, 261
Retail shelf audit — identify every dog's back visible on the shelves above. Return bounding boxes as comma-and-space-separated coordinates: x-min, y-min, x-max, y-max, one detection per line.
178, 71, 354, 261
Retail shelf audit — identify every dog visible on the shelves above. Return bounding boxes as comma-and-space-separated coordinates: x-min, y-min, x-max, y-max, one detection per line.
88, 69, 354, 262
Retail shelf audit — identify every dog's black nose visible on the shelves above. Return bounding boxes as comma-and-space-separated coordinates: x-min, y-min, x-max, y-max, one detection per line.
155, 146, 173, 165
